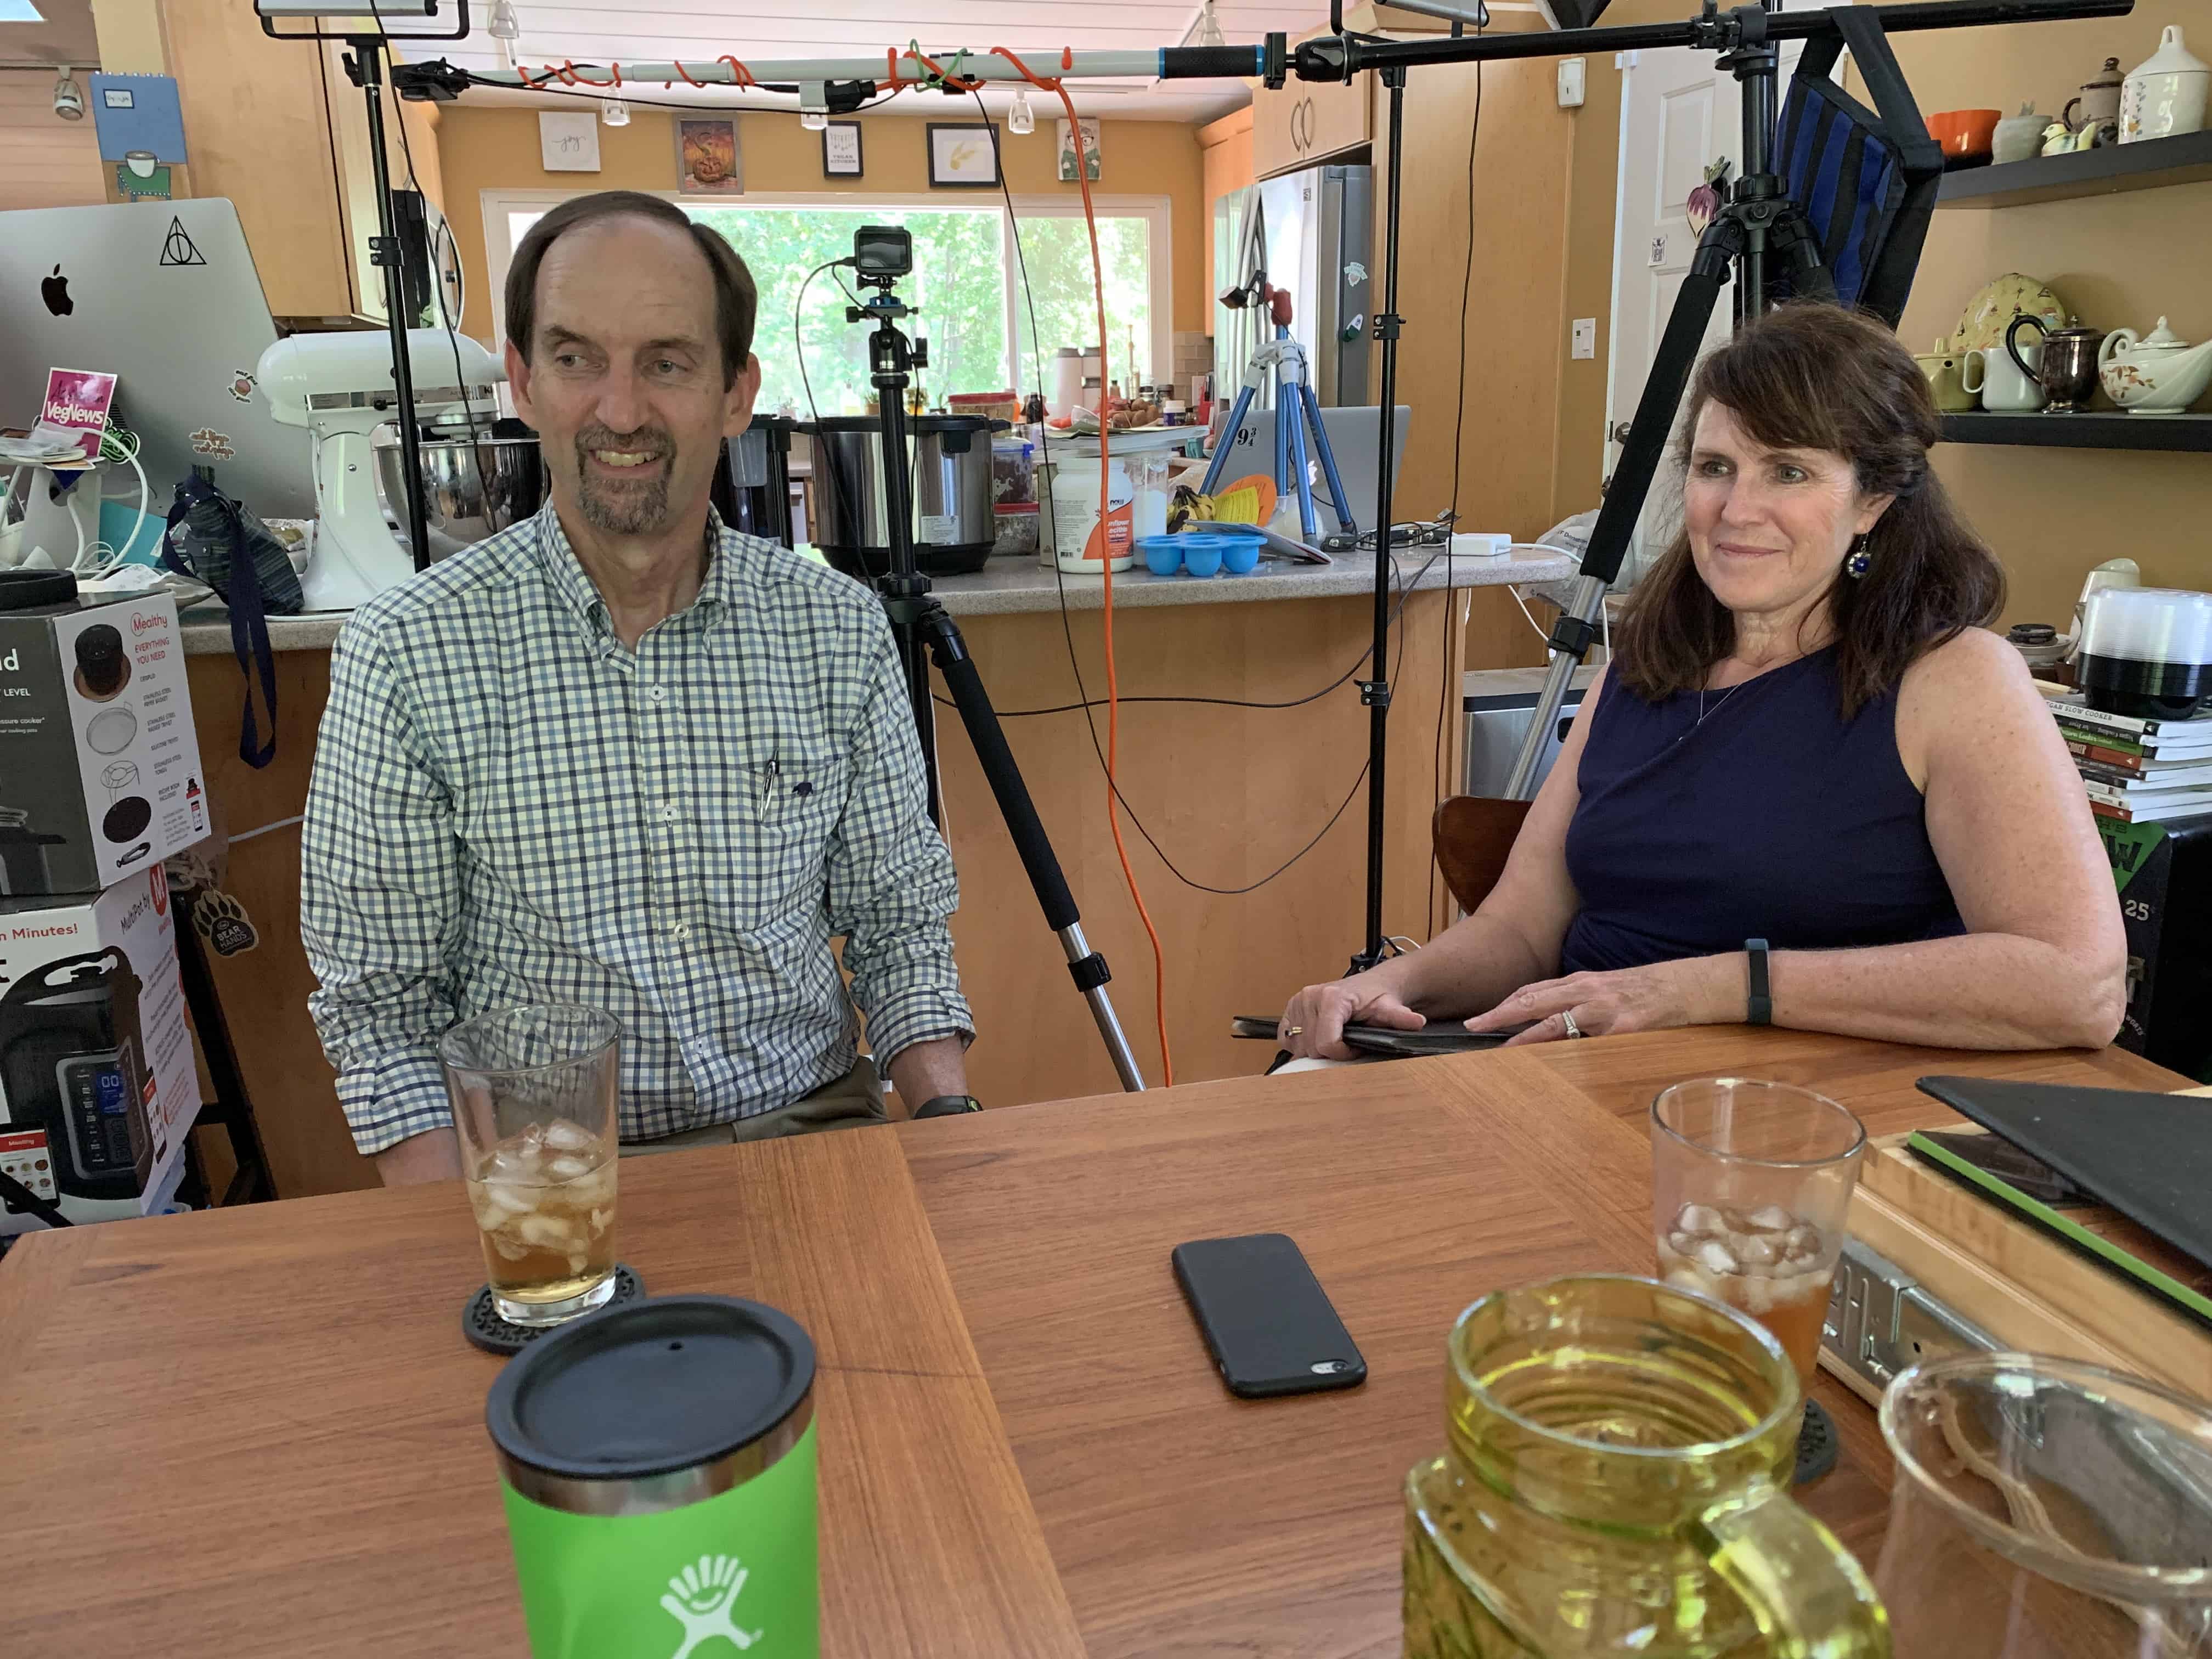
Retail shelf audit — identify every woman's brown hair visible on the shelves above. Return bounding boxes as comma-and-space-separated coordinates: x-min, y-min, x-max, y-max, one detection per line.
1612, 302, 2004, 718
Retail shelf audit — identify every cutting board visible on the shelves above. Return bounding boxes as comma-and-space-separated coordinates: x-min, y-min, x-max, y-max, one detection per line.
1850, 1127, 2212, 1401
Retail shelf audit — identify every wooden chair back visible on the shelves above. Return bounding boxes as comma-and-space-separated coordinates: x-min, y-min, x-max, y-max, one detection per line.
1432, 795, 1533, 916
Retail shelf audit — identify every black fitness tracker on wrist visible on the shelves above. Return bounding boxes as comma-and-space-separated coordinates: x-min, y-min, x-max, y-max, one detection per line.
914, 1094, 983, 1119
1745, 938, 1772, 1027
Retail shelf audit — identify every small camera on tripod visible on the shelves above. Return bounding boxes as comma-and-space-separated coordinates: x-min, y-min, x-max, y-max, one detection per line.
851, 224, 913, 283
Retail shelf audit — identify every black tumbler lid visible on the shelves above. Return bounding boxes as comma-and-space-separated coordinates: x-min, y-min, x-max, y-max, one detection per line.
486, 1295, 815, 1481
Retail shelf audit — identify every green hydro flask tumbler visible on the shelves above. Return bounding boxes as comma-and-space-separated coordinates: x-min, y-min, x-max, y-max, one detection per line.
486, 1295, 820, 1657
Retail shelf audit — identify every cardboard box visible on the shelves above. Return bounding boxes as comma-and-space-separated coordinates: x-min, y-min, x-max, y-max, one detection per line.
0, 591, 207, 896
0, 867, 201, 1233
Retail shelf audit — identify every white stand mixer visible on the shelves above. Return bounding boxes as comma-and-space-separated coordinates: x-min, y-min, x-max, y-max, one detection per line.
256, 329, 506, 612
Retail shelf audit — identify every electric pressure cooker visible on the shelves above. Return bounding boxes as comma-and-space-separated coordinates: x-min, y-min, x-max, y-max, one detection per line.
0, 946, 153, 1200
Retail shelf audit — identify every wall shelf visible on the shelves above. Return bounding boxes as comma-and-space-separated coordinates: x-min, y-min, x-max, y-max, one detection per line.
1940, 411, 2212, 451
1937, 130, 2212, 208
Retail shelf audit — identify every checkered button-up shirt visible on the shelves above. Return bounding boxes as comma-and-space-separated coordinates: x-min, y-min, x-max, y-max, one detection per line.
302, 504, 972, 1155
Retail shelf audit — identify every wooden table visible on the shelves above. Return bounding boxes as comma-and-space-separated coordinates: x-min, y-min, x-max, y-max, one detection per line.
0, 1029, 2177, 1656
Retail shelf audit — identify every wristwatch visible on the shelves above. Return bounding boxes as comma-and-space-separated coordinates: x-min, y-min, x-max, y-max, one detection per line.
1745, 938, 1772, 1027
913, 1094, 983, 1119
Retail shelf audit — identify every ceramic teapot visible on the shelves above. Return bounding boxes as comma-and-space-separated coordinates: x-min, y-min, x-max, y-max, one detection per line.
2098, 316, 2212, 413
2063, 54, 2125, 129
2120, 25, 2209, 143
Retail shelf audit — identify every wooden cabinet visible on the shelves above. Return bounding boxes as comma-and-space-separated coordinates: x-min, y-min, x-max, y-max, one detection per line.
157, 1, 442, 321
1252, 59, 1373, 178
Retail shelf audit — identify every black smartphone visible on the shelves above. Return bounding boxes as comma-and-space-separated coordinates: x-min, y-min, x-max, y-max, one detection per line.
1171, 1232, 1367, 1399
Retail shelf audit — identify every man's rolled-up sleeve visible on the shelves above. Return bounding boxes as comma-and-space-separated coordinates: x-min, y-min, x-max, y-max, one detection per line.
826, 613, 974, 1066
301, 621, 464, 1156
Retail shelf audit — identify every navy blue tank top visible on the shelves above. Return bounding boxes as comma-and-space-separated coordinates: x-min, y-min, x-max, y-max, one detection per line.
1559, 647, 1963, 975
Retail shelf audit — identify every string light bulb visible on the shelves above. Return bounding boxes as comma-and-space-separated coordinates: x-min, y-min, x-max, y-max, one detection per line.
1008, 87, 1035, 135
601, 98, 630, 126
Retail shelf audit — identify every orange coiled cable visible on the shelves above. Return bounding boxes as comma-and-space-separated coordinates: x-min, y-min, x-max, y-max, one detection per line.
991, 46, 1175, 1087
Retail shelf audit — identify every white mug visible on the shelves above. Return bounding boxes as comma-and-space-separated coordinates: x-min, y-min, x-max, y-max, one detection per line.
1965, 340, 2045, 411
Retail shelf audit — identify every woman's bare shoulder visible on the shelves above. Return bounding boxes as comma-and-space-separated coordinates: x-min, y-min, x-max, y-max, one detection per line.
1898, 626, 2055, 758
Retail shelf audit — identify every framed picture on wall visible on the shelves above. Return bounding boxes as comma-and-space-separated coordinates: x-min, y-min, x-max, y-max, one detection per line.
1056, 117, 1101, 182
676, 117, 743, 194
822, 121, 862, 178
926, 122, 1001, 188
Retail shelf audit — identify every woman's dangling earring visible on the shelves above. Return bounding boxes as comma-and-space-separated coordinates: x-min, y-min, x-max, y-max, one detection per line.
1846, 533, 1874, 579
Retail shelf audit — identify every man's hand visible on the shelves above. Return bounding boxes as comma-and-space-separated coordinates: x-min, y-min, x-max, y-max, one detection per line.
1277, 974, 1426, 1062
885, 1037, 970, 1118
374, 1127, 464, 1187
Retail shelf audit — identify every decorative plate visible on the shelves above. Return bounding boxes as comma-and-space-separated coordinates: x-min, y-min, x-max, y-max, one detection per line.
1955, 274, 2069, 354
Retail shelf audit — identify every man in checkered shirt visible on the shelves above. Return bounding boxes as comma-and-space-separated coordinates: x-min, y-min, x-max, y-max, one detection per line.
302, 191, 974, 1186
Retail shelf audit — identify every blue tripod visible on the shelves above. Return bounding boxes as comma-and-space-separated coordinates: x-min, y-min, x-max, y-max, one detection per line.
1198, 320, 1358, 548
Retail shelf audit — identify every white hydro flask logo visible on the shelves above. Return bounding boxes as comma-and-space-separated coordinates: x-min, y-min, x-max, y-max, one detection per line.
659, 1553, 763, 1656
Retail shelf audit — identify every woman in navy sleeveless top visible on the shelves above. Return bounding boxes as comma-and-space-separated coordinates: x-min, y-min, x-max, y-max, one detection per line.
1278, 306, 2124, 1058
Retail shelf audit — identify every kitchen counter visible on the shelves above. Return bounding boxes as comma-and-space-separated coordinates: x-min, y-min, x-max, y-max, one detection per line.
177, 546, 1576, 654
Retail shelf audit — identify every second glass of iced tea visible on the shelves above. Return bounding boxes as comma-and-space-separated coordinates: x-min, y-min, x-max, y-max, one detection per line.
1649, 1077, 1867, 1381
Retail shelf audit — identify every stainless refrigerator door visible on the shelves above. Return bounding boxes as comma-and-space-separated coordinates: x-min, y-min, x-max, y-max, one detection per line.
1322, 165, 1374, 408
1257, 168, 1322, 410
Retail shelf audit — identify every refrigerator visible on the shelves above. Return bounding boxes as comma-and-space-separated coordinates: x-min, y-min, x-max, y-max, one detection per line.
1215, 164, 1374, 411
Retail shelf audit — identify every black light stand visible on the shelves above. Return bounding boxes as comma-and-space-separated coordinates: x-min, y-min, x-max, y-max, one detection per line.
258, 3, 474, 574
844, 266, 1148, 1093
1269, 0, 2131, 964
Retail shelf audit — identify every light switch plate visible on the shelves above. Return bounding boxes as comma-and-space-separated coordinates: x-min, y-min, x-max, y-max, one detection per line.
1571, 317, 1596, 359
1557, 58, 1586, 108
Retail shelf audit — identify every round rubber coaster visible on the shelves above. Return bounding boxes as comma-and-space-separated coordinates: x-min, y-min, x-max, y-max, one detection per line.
462, 1264, 647, 1357
1795, 1397, 1839, 1486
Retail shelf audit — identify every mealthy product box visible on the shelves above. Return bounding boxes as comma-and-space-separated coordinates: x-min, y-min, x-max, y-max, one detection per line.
0, 866, 201, 1233
0, 590, 207, 896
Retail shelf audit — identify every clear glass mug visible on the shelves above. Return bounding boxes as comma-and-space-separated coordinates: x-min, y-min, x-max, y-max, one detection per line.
439, 1005, 622, 1327
1876, 1353, 2212, 1658
1404, 1273, 1891, 1658
1651, 1078, 1869, 1383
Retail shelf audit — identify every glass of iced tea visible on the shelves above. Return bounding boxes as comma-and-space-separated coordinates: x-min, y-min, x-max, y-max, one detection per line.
1649, 1077, 1866, 1382
439, 1005, 622, 1327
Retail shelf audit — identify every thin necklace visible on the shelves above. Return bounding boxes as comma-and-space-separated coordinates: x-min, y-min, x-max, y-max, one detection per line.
1696, 680, 1742, 726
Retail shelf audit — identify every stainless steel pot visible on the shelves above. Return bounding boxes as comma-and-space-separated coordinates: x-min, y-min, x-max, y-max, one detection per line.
372, 430, 548, 563
805, 415, 998, 579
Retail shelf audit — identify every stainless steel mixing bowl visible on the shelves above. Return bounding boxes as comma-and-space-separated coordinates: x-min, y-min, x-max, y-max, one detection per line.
372, 430, 548, 563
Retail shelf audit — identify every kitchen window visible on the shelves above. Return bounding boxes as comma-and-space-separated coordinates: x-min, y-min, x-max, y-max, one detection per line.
481, 189, 1171, 419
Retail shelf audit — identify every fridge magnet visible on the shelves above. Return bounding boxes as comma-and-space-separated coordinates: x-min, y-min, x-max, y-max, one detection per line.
822, 120, 862, 178
677, 117, 743, 193
1057, 117, 1102, 182
189, 428, 234, 459
927, 123, 1000, 188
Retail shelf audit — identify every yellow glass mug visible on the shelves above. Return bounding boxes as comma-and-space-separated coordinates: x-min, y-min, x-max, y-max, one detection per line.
1405, 1274, 1890, 1658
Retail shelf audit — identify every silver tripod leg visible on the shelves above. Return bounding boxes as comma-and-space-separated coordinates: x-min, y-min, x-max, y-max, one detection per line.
1058, 922, 1147, 1092
1501, 573, 1607, 800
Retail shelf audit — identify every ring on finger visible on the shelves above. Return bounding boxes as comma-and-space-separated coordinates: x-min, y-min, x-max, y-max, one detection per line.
1284, 1025, 1305, 1038
1561, 1009, 1585, 1040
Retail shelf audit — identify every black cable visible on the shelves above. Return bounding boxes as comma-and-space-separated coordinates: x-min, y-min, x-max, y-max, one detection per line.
970, 87, 1442, 895
1431, 37, 1486, 940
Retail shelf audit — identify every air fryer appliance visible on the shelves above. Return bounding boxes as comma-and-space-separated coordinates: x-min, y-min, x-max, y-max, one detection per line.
0, 946, 153, 1200
805, 414, 998, 580
2077, 587, 2212, 720
0, 809, 68, 895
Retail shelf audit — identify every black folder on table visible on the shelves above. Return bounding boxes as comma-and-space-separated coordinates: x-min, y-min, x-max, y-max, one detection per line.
1915, 1076, 2212, 1285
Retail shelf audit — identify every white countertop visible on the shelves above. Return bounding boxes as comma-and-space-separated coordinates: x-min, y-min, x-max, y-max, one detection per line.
179, 546, 1578, 654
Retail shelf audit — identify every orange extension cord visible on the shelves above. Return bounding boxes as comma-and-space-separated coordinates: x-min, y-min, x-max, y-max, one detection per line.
511, 44, 1178, 1088
989, 48, 1175, 1087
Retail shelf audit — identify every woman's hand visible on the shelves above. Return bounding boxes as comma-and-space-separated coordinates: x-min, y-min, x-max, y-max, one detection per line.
1464, 956, 1735, 1046
1278, 974, 1426, 1060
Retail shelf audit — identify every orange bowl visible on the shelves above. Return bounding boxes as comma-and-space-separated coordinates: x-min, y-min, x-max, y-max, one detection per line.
1925, 108, 2001, 159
